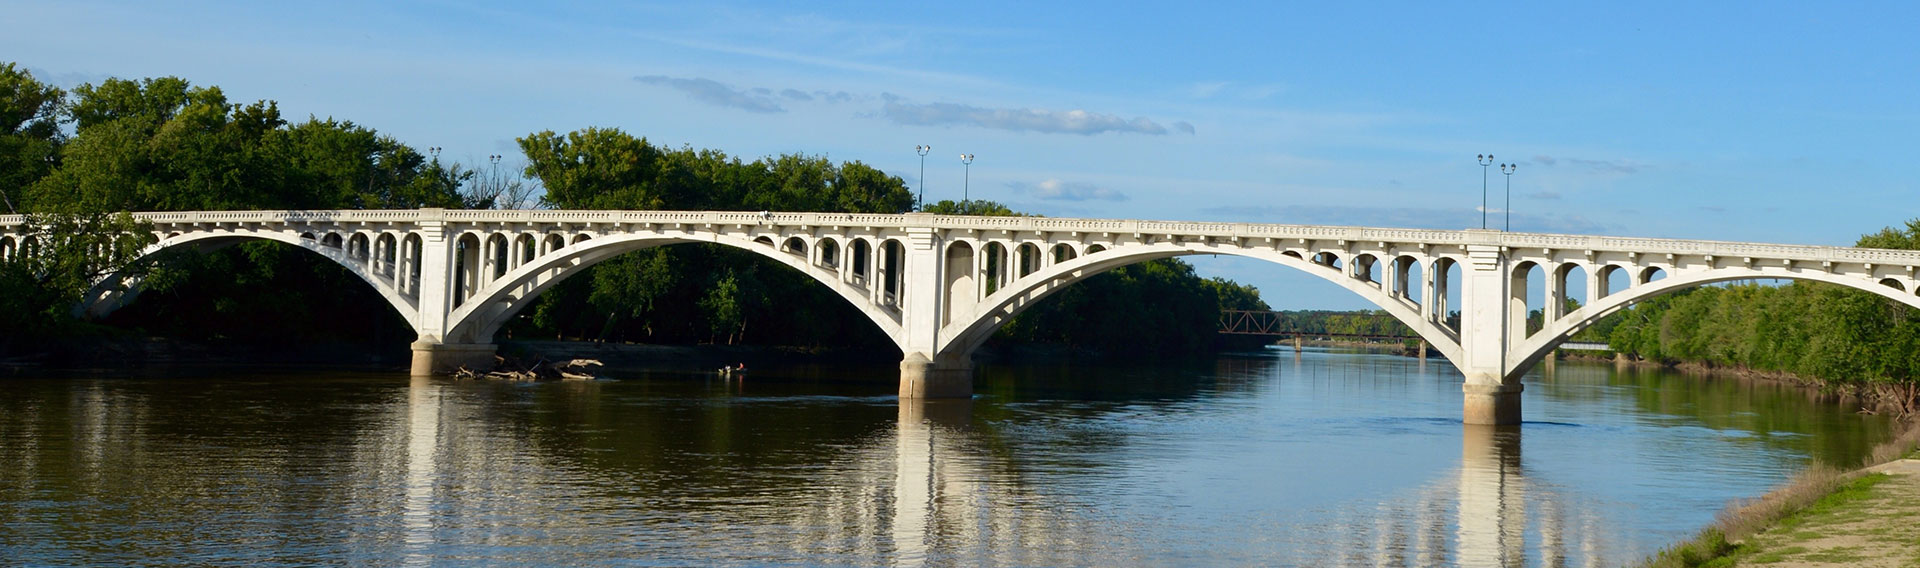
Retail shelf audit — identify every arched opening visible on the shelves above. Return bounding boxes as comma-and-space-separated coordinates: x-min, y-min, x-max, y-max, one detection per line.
88, 234, 420, 362
1638, 266, 1668, 286
1088, 244, 1107, 254
942, 246, 1467, 371
1595, 265, 1626, 300
1051, 243, 1077, 264
1017, 243, 1041, 277
453, 233, 482, 306
782, 237, 807, 255
404, 233, 424, 294
488, 234, 510, 280
1513, 270, 1920, 381
944, 241, 976, 326
571, 234, 591, 246
1352, 254, 1380, 286
322, 233, 343, 249
461, 234, 906, 353
542, 234, 565, 255
300, 232, 316, 241
0, 236, 15, 261
1312, 252, 1342, 269
983, 242, 1009, 295
515, 234, 536, 268
881, 239, 905, 306
1393, 255, 1423, 306
1883, 278, 1906, 292
850, 239, 872, 284
376, 233, 398, 278
348, 233, 370, 261
818, 238, 840, 268
1509, 261, 1545, 337
1432, 257, 1461, 331
1553, 263, 1588, 326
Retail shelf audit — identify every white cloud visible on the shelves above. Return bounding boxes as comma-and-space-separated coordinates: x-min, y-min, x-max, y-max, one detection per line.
1011, 179, 1128, 202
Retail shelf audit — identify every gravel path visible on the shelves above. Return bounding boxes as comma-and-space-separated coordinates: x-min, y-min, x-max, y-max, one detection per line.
1733, 459, 1920, 567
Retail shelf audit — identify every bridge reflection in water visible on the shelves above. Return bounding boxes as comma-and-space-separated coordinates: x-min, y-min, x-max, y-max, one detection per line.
755, 396, 1617, 567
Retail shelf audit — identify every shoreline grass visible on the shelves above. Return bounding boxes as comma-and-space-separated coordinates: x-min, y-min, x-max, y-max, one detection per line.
1642, 422, 1920, 567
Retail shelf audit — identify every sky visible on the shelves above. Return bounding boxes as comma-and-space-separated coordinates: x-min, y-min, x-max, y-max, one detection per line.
7, 1, 1918, 309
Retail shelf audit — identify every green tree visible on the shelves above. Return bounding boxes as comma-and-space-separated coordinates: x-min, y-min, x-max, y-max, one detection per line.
0, 63, 64, 213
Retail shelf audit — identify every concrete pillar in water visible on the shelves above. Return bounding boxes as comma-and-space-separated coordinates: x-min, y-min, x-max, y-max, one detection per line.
409, 341, 497, 375
1459, 240, 1522, 425
899, 353, 972, 399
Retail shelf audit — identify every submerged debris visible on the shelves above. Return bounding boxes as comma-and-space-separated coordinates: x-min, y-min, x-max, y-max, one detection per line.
454, 356, 603, 381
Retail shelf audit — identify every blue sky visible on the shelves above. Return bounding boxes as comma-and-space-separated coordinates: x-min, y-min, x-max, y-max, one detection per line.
8, 1, 1917, 309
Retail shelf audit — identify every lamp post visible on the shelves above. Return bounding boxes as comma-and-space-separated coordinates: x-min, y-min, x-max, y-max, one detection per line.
1477, 154, 1494, 229
960, 153, 975, 203
1500, 163, 1517, 231
915, 145, 931, 210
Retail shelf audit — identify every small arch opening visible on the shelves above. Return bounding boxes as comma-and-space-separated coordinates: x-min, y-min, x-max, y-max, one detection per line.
1882, 278, 1906, 292
819, 239, 840, 268
1638, 266, 1668, 285
782, 237, 807, 255
1016, 243, 1041, 277
850, 239, 872, 281
1051, 243, 1077, 263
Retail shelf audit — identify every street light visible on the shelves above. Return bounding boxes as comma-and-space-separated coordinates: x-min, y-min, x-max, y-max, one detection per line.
1500, 163, 1517, 231
915, 145, 931, 210
1477, 154, 1494, 229
959, 153, 975, 203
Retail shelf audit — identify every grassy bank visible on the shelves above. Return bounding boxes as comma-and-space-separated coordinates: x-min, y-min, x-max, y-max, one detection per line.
1643, 423, 1920, 567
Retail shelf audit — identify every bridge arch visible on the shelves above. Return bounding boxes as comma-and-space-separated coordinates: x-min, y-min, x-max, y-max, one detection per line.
935, 242, 1467, 370
1509, 269, 1920, 381
440, 232, 908, 348
82, 230, 423, 330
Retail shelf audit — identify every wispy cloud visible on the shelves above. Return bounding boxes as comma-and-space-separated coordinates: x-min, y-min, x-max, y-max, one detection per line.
779, 89, 812, 101
881, 95, 1174, 136
634, 75, 785, 113
1532, 154, 1643, 174
1010, 179, 1128, 202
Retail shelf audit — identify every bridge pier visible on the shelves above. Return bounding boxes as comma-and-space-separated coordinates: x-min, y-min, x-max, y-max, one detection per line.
1463, 382, 1523, 425
899, 353, 973, 399
410, 341, 497, 376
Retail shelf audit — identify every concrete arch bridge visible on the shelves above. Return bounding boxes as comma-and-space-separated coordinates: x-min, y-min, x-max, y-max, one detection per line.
5, 209, 1919, 425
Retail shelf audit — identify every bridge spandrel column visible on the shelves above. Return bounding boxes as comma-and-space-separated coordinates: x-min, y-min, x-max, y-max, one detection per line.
1461, 240, 1521, 425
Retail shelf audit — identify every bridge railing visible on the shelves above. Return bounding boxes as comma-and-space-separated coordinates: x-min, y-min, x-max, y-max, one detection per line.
6, 209, 1920, 267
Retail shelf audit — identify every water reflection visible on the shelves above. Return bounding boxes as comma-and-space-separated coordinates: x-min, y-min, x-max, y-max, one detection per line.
0, 352, 1897, 567
1457, 425, 1527, 567
402, 376, 440, 566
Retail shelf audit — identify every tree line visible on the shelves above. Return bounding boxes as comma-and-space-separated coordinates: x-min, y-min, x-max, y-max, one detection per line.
0, 63, 1268, 360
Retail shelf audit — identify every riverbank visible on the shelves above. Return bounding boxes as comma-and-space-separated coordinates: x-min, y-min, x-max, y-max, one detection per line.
1644, 423, 1920, 567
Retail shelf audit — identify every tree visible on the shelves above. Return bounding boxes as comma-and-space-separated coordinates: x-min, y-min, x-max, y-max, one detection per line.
0, 63, 65, 213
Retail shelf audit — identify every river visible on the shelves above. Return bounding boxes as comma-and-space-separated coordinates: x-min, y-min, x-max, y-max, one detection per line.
0, 346, 1894, 567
